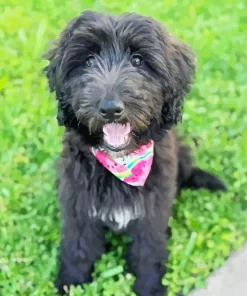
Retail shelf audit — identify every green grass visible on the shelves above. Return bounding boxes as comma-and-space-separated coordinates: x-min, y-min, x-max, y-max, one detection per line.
0, 0, 246, 295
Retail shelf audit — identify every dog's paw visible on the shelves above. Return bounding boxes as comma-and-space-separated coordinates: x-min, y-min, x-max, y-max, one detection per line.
54, 278, 82, 295
54, 278, 69, 295
134, 284, 167, 296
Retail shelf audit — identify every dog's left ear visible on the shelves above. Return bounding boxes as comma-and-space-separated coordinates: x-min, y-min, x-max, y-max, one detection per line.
160, 32, 196, 128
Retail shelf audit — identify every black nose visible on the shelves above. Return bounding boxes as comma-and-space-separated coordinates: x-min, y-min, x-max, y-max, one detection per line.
99, 100, 125, 119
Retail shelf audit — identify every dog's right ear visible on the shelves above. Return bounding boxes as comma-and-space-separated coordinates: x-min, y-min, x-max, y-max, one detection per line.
43, 43, 67, 126
43, 15, 85, 126
43, 46, 57, 93
43, 11, 104, 127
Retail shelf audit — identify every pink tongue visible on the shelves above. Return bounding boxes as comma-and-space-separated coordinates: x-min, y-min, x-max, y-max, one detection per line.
103, 123, 131, 147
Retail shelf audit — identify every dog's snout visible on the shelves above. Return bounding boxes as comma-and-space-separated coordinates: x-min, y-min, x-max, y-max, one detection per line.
99, 100, 125, 120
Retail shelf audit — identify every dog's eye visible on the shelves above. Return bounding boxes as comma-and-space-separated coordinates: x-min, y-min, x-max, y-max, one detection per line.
131, 55, 143, 67
85, 56, 96, 67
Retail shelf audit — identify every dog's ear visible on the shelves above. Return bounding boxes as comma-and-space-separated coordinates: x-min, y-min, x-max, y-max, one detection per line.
43, 40, 69, 126
43, 14, 91, 127
43, 46, 58, 93
160, 31, 196, 128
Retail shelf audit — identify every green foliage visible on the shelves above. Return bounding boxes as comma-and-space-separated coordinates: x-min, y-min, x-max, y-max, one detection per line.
0, 0, 246, 295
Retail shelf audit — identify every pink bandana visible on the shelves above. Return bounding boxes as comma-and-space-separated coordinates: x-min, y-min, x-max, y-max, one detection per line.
89, 141, 154, 186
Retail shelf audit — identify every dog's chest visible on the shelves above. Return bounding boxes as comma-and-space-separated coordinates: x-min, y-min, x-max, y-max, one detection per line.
89, 203, 143, 231
85, 150, 152, 230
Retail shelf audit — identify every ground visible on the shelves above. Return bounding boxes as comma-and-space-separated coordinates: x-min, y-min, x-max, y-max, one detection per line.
0, 1, 246, 296
189, 243, 247, 296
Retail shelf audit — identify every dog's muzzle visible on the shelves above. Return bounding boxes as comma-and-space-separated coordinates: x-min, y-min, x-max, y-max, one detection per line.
98, 99, 125, 121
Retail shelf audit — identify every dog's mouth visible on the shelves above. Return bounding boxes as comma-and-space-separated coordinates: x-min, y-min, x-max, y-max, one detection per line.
103, 123, 131, 152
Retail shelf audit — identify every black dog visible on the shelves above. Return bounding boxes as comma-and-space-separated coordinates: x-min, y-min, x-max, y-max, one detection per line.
44, 11, 226, 296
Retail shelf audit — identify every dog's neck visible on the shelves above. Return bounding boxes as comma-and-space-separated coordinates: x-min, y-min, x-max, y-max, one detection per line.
89, 141, 154, 186
104, 149, 134, 159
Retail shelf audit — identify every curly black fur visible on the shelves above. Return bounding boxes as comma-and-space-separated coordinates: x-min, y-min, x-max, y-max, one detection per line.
44, 11, 226, 296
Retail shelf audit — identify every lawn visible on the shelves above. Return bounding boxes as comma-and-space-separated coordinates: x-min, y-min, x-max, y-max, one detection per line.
0, 0, 246, 295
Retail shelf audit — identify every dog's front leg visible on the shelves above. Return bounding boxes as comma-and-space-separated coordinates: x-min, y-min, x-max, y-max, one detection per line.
127, 216, 168, 296
55, 216, 106, 295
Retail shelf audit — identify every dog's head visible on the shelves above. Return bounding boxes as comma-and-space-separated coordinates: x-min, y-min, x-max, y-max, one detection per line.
44, 11, 195, 152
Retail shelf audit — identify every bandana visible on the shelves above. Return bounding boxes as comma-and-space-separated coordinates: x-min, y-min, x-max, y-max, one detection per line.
89, 141, 154, 186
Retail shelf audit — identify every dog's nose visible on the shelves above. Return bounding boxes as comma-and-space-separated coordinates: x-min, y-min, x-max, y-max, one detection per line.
99, 100, 125, 119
